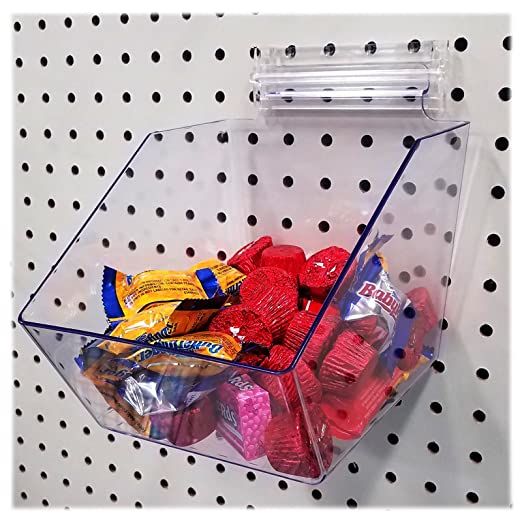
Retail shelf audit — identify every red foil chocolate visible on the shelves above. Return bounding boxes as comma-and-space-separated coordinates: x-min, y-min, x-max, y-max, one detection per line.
264, 404, 333, 478
235, 346, 270, 367
283, 311, 340, 371
319, 329, 378, 397
208, 304, 273, 348
260, 244, 306, 279
300, 298, 341, 317
321, 367, 403, 439
240, 267, 298, 340
168, 396, 217, 447
255, 344, 322, 409
299, 246, 351, 300
227, 236, 273, 275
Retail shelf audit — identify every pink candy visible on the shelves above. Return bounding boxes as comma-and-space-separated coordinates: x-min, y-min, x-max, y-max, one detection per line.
216, 373, 272, 461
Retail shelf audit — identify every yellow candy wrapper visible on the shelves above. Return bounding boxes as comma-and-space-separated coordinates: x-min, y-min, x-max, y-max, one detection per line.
151, 331, 241, 364
79, 332, 240, 415
190, 259, 245, 296
97, 303, 218, 356
102, 259, 245, 321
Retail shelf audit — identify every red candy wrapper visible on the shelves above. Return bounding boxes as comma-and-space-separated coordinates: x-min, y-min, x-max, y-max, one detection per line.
407, 287, 438, 334
283, 311, 340, 371
321, 367, 404, 439
240, 267, 298, 340
397, 287, 437, 371
300, 298, 341, 317
235, 345, 270, 367
260, 244, 306, 280
264, 404, 333, 478
345, 315, 389, 349
208, 304, 272, 348
299, 246, 352, 300
228, 236, 273, 275
161, 396, 217, 447
255, 344, 322, 410
319, 329, 378, 397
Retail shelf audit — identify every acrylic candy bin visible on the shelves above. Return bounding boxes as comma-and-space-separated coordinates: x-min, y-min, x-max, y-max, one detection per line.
19, 41, 469, 483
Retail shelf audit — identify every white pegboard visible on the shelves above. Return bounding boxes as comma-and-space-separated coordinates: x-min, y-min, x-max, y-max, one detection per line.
12, 13, 510, 507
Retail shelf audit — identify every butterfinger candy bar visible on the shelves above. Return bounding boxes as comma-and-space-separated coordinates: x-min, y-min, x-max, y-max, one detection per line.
152, 331, 242, 362
82, 332, 240, 415
97, 303, 219, 355
190, 258, 246, 298
102, 259, 245, 321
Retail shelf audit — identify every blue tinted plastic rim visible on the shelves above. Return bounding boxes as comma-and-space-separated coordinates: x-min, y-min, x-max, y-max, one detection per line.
18, 119, 470, 377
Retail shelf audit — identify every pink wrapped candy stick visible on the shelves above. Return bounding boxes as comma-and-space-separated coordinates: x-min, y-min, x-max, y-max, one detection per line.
216, 374, 272, 461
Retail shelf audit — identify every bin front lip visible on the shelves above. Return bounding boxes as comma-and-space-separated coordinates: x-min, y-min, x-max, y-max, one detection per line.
17, 119, 470, 377
16, 315, 303, 376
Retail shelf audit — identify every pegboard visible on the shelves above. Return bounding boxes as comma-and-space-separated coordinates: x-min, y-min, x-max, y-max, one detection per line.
12, 13, 510, 508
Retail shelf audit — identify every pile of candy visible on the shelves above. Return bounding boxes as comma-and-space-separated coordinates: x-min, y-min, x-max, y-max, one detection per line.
76, 233, 438, 478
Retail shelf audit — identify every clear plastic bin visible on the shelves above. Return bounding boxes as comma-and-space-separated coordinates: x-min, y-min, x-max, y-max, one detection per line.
19, 41, 469, 483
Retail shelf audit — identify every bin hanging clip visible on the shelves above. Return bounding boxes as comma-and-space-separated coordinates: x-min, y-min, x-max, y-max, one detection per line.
251, 40, 448, 113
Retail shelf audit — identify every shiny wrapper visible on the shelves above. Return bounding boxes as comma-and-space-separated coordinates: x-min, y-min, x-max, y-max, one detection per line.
260, 244, 306, 279
255, 344, 322, 409
168, 395, 217, 447
396, 287, 437, 370
102, 260, 244, 322
240, 267, 298, 340
344, 315, 388, 349
407, 287, 438, 334
82, 337, 237, 415
299, 246, 351, 300
228, 235, 273, 275
319, 329, 378, 397
97, 304, 220, 356
91, 379, 152, 436
283, 311, 340, 371
208, 304, 273, 348
321, 367, 403, 439
264, 405, 333, 478
235, 345, 270, 367
340, 259, 407, 351
300, 298, 341, 317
